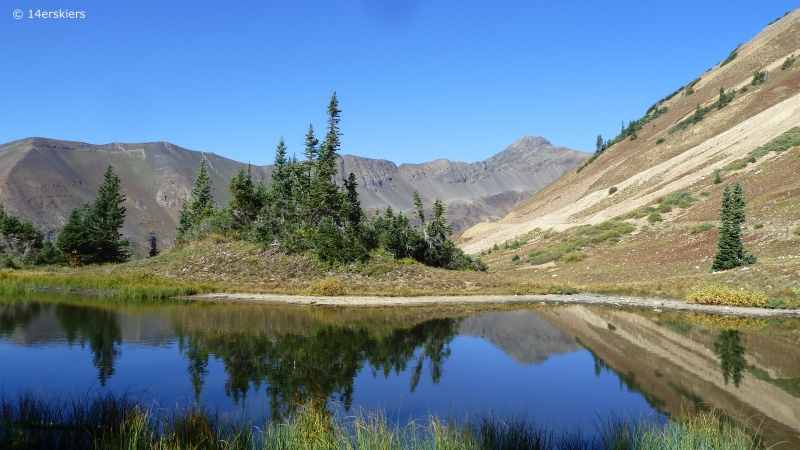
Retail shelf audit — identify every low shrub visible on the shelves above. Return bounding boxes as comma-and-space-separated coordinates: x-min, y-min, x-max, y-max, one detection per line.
648, 212, 663, 223
714, 171, 722, 184
623, 206, 657, 220
794, 226, 800, 236
781, 54, 796, 70
608, 186, 618, 195
511, 254, 520, 262
753, 222, 764, 230
306, 278, 345, 296
720, 47, 739, 67
528, 249, 561, 265
562, 251, 585, 262
660, 191, 697, 208
656, 138, 665, 145
751, 69, 768, 86
690, 223, 715, 234
764, 297, 787, 309
700, 191, 710, 197
549, 285, 579, 295
722, 158, 748, 171
687, 285, 767, 307
658, 204, 672, 213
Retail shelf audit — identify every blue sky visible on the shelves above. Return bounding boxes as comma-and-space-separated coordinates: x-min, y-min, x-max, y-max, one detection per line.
1, 1, 797, 165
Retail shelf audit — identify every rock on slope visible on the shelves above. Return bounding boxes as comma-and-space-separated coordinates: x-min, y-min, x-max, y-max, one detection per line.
461, 8, 800, 258
0, 136, 585, 254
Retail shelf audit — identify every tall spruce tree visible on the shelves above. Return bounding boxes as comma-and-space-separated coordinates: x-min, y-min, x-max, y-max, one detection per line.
269, 138, 292, 221
312, 93, 343, 220
228, 164, 260, 225
89, 166, 130, 263
57, 204, 94, 265
711, 181, 755, 271
178, 158, 215, 240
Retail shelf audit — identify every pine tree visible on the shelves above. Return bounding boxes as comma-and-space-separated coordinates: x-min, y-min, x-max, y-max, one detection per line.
413, 191, 426, 228
312, 93, 343, 220
148, 231, 159, 257
342, 173, 362, 227
596, 134, 603, 153
712, 181, 755, 271
57, 205, 95, 266
88, 166, 130, 263
269, 138, 292, 221
229, 164, 259, 225
178, 158, 215, 240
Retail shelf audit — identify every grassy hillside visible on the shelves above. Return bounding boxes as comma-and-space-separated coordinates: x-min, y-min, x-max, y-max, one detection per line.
456, 9, 800, 301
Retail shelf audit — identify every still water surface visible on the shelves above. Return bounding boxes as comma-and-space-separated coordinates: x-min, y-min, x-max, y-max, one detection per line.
1, 297, 799, 446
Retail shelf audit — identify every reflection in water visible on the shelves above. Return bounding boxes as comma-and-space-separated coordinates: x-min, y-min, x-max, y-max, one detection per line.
54, 305, 123, 386
3, 298, 799, 448
177, 318, 458, 416
0, 302, 41, 336
714, 329, 746, 388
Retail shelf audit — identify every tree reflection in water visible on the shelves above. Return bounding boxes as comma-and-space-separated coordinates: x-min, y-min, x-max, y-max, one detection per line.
714, 329, 746, 388
0, 302, 42, 336
54, 305, 123, 387
178, 318, 459, 417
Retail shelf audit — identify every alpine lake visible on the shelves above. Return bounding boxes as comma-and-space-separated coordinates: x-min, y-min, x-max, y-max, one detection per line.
1, 295, 799, 448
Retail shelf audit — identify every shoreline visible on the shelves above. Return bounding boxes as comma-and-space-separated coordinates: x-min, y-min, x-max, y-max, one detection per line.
184, 292, 800, 318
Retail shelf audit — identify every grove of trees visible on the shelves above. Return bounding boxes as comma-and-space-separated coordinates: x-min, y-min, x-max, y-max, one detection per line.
178, 93, 486, 271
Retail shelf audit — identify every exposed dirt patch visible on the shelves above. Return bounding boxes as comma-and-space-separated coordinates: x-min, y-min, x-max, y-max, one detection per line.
187, 292, 800, 318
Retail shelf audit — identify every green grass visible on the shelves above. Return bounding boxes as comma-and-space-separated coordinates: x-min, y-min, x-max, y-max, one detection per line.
723, 126, 800, 172
689, 223, 715, 234
0, 270, 213, 299
660, 192, 697, 208
0, 392, 763, 450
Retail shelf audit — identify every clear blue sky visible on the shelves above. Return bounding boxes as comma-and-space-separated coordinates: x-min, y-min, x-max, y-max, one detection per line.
1, 1, 797, 165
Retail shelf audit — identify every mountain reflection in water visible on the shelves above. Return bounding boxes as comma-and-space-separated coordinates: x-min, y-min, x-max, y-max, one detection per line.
1, 298, 799, 448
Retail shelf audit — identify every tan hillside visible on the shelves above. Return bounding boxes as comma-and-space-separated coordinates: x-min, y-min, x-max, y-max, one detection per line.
459, 9, 800, 289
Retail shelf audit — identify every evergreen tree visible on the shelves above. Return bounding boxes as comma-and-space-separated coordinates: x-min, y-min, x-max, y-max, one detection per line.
57, 205, 95, 266
88, 166, 130, 263
596, 134, 603, 153
413, 191, 426, 229
228, 164, 260, 225
178, 158, 215, 240
148, 231, 159, 257
342, 173, 362, 227
269, 138, 293, 221
712, 181, 755, 271
312, 93, 343, 220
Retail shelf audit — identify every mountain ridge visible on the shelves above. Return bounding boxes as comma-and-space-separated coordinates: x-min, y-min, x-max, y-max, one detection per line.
0, 135, 586, 254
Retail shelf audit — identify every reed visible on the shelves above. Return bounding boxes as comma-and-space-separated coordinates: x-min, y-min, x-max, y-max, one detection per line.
0, 270, 214, 299
0, 392, 763, 450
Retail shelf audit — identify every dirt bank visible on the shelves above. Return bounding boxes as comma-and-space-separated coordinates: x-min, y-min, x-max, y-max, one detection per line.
186, 293, 800, 318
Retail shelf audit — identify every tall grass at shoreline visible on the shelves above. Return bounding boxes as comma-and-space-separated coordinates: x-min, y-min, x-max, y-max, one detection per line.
0, 270, 214, 299
0, 392, 763, 450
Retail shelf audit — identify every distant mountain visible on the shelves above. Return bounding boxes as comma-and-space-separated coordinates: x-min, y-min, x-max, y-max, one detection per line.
459, 310, 582, 365
336, 136, 588, 232
0, 136, 585, 255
